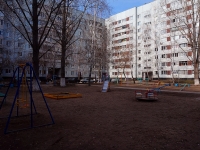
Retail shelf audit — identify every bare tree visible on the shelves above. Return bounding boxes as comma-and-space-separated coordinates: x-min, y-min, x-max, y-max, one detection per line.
0, 0, 62, 89
52, 0, 91, 86
52, 0, 110, 86
160, 0, 200, 85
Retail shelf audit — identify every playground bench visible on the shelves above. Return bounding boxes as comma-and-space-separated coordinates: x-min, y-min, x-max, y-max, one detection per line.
152, 87, 161, 92
180, 83, 190, 87
0, 84, 5, 89
0, 92, 6, 104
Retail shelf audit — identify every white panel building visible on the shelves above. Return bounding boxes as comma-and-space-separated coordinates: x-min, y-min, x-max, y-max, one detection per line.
0, 3, 106, 81
0, 0, 198, 82
106, 0, 196, 81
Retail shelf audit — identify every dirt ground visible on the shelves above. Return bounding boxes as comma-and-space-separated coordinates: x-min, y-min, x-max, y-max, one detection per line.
0, 83, 200, 150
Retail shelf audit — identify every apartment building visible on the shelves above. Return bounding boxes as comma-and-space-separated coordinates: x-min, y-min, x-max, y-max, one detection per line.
106, 0, 196, 80
0, 0, 197, 81
0, 2, 106, 80
106, 8, 137, 79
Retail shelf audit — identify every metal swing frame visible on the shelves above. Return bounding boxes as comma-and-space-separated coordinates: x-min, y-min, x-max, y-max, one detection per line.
0, 62, 54, 134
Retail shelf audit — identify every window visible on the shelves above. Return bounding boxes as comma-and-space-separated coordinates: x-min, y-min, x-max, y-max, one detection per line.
138, 57, 141, 60
144, 14, 151, 18
0, 20, 3, 25
179, 61, 187, 66
6, 41, 11, 47
0, 39, 2, 44
179, 70, 187, 75
161, 29, 166, 34
144, 44, 151, 47
144, 22, 151, 25
6, 32, 10, 37
122, 25, 127, 29
138, 50, 141, 54
171, 53, 178, 57
137, 21, 140, 25
71, 71, 74, 75
162, 54, 165, 58
155, 48, 158, 51
138, 64, 141, 68
179, 52, 186, 56
138, 28, 141, 32
18, 52, 22, 56
5, 69, 11, 74
179, 35, 186, 39
161, 71, 167, 75
0, 30, 2, 35
161, 46, 166, 50
179, 43, 187, 47
18, 43, 23, 48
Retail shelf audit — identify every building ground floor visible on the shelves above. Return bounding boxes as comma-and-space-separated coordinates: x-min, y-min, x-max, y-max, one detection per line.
0, 64, 106, 83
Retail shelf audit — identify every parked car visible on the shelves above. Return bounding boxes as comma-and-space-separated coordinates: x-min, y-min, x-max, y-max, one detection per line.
91, 78, 98, 83
79, 78, 89, 84
66, 77, 78, 83
111, 78, 119, 83
79, 78, 96, 84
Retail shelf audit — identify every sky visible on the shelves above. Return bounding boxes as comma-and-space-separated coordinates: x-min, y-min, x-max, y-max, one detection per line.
107, 0, 153, 15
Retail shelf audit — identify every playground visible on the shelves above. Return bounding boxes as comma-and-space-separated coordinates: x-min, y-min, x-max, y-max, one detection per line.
0, 83, 200, 149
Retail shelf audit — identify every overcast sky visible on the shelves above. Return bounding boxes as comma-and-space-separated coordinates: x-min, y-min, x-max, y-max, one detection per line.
107, 0, 153, 15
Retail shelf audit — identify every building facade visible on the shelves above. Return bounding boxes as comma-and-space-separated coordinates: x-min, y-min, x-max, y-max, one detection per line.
0, 1, 107, 80
106, 0, 196, 80
0, 0, 198, 81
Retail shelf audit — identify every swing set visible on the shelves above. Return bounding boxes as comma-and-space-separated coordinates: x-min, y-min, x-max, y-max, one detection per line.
0, 63, 54, 134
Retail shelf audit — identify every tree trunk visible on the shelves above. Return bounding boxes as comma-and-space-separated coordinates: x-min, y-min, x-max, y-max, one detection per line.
60, 0, 67, 87
194, 62, 199, 85
130, 70, 135, 84
88, 65, 92, 86
60, 48, 66, 86
123, 68, 126, 81
32, 0, 40, 91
